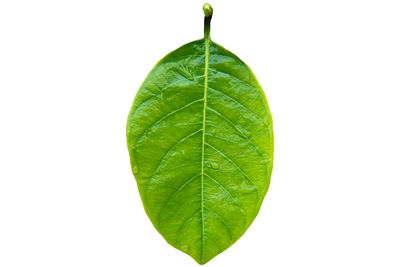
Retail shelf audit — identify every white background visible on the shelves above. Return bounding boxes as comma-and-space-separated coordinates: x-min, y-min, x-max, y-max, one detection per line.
1, 0, 399, 266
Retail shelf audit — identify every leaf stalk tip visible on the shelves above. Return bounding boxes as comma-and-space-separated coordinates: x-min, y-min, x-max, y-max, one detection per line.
203, 3, 213, 17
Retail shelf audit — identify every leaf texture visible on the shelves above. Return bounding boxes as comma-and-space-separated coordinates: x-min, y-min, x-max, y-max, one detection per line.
127, 7, 273, 265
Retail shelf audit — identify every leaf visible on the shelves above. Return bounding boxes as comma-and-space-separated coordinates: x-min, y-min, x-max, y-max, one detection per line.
126, 4, 273, 265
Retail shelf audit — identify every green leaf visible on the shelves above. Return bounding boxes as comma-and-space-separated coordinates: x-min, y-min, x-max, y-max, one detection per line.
127, 4, 273, 264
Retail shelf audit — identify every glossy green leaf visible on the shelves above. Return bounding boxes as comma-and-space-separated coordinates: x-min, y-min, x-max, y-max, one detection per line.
127, 4, 273, 264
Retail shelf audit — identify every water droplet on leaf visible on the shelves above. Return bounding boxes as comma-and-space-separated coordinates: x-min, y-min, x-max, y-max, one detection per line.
132, 165, 139, 174
211, 162, 219, 169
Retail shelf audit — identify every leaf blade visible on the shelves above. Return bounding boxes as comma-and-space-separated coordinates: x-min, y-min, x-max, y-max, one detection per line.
127, 39, 273, 264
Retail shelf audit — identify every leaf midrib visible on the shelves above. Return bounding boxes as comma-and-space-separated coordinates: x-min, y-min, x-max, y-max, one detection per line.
200, 36, 210, 262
